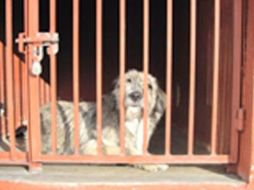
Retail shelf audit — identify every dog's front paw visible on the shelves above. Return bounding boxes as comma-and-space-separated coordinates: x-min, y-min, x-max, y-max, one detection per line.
134, 164, 169, 172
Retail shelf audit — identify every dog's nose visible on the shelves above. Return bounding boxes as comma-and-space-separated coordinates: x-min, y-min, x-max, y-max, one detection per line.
129, 91, 142, 102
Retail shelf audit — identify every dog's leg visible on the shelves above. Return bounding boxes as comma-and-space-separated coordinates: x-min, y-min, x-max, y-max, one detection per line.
80, 139, 98, 155
102, 126, 121, 155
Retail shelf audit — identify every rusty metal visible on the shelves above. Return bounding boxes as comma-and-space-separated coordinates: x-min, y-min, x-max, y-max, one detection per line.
5, 0, 16, 159
73, 0, 80, 154
13, 55, 22, 129
0, 42, 6, 138
165, 0, 173, 155
38, 154, 230, 164
50, 0, 58, 153
229, 0, 243, 163
211, 0, 221, 155
119, 0, 126, 154
188, 0, 197, 155
96, 0, 103, 155
142, 0, 149, 155
0, 152, 27, 162
16, 32, 59, 53
20, 0, 29, 128
16, 32, 59, 76
0, 0, 245, 168
26, 0, 41, 165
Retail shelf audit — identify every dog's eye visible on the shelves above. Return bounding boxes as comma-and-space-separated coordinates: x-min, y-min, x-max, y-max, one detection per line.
148, 84, 153, 90
126, 78, 132, 83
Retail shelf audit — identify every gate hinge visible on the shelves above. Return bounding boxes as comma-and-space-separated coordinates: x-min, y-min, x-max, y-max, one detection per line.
15, 32, 59, 76
236, 108, 245, 132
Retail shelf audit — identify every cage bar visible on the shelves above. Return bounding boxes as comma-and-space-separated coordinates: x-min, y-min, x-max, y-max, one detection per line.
5, 0, 16, 159
187, 0, 197, 155
73, 0, 80, 154
211, 0, 221, 155
143, 0, 150, 155
0, 40, 6, 137
50, 0, 58, 153
21, 0, 29, 128
119, 0, 126, 154
96, 0, 103, 155
39, 154, 230, 164
229, 0, 243, 162
165, 0, 173, 155
21, 60, 29, 125
13, 55, 22, 129
26, 0, 41, 162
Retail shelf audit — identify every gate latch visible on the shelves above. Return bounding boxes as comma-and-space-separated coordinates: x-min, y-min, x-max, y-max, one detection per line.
16, 32, 59, 76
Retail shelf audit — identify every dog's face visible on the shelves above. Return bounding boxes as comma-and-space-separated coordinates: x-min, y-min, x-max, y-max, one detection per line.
113, 69, 165, 117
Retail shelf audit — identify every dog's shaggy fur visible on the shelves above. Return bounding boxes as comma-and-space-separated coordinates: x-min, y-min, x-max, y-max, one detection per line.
22, 69, 168, 171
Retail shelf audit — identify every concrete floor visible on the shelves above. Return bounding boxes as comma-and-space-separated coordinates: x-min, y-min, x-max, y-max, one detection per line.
0, 165, 244, 185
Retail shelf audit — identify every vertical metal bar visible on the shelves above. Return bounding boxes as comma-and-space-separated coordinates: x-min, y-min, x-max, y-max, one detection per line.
143, 0, 149, 154
50, 0, 57, 153
96, 0, 103, 155
0, 41, 6, 137
119, 0, 126, 154
165, 0, 173, 155
73, 0, 80, 154
21, 60, 29, 125
5, 0, 16, 159
211, 0, 221, 155
230, 0, 242, 162
188, 0, 197, 155
21, 0, 29, 129
22, 0, 29, 154
13, 56, 22, 128
27, 0, 41, 162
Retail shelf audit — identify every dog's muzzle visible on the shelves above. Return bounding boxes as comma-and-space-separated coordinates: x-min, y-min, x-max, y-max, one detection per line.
129, 91, 142, 102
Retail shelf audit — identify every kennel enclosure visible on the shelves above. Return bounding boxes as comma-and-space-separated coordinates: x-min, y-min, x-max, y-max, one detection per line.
0, 0, 245, 171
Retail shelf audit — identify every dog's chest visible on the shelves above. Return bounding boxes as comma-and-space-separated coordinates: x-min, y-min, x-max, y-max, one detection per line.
125, 119, 144, 150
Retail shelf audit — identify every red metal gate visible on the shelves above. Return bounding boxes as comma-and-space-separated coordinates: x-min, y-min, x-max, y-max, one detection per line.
0, 0, 243, 169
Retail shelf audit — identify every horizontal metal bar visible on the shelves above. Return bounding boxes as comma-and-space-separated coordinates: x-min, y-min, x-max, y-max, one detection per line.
38, 155, 230, 164
0, 161, 29, 165
0, 152, 27, 161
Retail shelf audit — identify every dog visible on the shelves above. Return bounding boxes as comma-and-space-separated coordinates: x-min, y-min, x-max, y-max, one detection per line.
18, 69, 168, 172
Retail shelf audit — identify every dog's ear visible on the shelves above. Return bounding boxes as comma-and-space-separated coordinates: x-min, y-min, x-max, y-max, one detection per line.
154, 88, 166, 114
